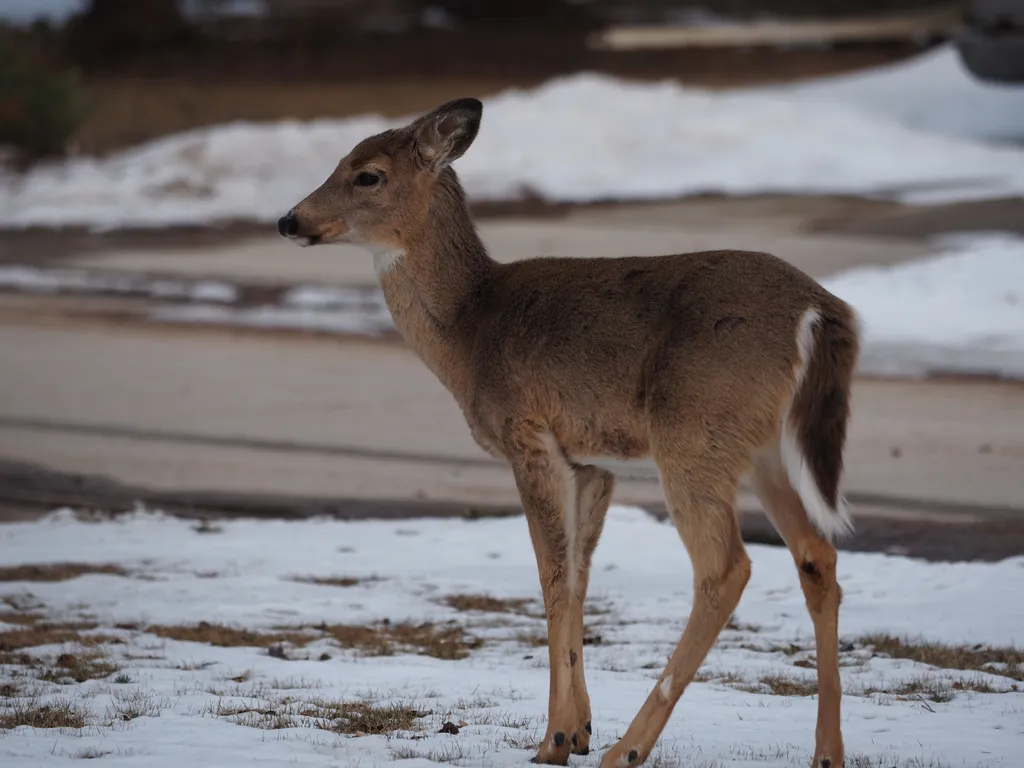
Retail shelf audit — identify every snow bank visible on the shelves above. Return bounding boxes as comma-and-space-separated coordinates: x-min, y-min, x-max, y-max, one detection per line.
0, 264, 237, 302
781, 44, 1024, 144
0, 506, 1022, 767
823, 233, 1024, 378
2, 45, 1024, 230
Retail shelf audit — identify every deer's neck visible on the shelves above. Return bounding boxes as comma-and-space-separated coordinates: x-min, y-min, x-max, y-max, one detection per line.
376, 173, 493, 398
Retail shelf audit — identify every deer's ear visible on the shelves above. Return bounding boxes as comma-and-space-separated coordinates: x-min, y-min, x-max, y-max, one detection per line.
412, 97, 482, 172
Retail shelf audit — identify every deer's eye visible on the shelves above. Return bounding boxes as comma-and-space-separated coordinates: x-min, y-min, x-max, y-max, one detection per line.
354, 172, 380, 187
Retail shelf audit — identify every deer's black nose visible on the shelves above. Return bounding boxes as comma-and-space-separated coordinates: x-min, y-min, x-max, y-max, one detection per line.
278, 212, 298, 237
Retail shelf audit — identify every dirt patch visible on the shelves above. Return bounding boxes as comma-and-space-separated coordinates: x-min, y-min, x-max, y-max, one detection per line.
859, 634, 1024, 682
0, 697, 90, 730
0, 563, 128, 582
441, 594, 536, 615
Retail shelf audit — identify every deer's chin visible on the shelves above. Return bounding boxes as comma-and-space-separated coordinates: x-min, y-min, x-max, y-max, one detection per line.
296, 234, 322, 247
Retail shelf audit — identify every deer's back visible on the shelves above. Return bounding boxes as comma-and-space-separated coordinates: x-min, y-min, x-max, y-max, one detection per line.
462, 249, 846, 458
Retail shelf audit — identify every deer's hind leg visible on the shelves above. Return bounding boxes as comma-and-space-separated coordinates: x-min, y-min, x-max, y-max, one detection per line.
600, 443, 751, 768
752, 447, 844, 768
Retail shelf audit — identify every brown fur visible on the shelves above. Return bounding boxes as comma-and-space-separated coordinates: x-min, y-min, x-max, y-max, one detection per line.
282, 98, 860, 768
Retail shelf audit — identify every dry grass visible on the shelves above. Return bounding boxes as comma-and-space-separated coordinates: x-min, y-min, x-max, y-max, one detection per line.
34, 651, 118, 684
859, 674, 1003, 703
309, 699, 428, 735
204, 700, 300, 730
0, 612, 45, 626
106, 689, 170, 722
146, 619, 482, 660
319, 621, 483, 661
732, 674, 818, 697
147, 622, 315, 648
859, 634, 1024, 682
0, 564, 127, 582
441, 594, 536, 615
290, 575, 369, 588
0, 622, 120, 652
0, 697, 90, 730
392, 742, 469, 763
205, 695, 427, 735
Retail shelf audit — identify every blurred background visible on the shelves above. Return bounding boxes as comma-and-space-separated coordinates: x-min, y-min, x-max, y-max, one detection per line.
0, 0, 1022, 562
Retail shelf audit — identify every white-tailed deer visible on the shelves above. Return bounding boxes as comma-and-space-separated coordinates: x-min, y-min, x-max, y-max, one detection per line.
279, 98, 859, 768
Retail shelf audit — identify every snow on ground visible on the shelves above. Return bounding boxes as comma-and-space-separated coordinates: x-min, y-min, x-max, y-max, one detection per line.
150, 283, 395, 337
3, 46, 1024, 231
1, 507, 1022, 767
0, 264, 237, 303
821, 232, 1024, 379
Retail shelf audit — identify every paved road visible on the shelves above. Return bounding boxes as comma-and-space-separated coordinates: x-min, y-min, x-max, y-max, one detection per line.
1, 197, 1021, 561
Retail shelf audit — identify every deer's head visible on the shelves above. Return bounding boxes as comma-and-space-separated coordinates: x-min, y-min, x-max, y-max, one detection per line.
278, 98, 482, 254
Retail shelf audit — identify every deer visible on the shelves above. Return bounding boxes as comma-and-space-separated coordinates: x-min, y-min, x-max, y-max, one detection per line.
278, 97, 859, 768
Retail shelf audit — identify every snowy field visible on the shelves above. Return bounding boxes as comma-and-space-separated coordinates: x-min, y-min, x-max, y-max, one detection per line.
1, 507, 1022, 767
2, 46, 1024, 230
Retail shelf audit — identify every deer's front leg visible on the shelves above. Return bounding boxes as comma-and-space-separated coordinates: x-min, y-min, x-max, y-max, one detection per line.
568, 463, 615, 756
507, 426, 582, 766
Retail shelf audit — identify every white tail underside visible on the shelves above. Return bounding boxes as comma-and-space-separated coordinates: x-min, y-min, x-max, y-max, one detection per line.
781, 308, 854, 542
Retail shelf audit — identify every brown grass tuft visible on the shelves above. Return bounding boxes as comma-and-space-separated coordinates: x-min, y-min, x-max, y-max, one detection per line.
146, 619, 482, 660
39, 650, 119, 684
147, 622, 315, 648
320, 620, 482, 661
0, 697, 90, 729
859, 634, 1024, 681
0, 564, 127, 582
206, 700, 299, 730
290, 575, 381, 588
0, 682, 23, 698
310, 699, 428, 735
0, 622, 120, 652
442, 594, 535, 615
733, 674, 818, 697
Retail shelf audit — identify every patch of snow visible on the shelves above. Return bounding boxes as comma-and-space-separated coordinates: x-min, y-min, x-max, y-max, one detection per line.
0, 264, 238, 303
823, 232, 1024, 379
0, 506, 1022, 767
3, 45, 1024, 230
781, 45, 1024, 145
149, 301, 394, 336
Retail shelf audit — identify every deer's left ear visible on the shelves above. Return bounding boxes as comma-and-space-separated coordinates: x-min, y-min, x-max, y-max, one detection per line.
412, 97, 482, 173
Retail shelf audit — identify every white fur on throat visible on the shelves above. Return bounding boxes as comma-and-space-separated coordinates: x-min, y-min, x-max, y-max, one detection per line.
365, 245, 405, 279
780, 308, 854, 542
